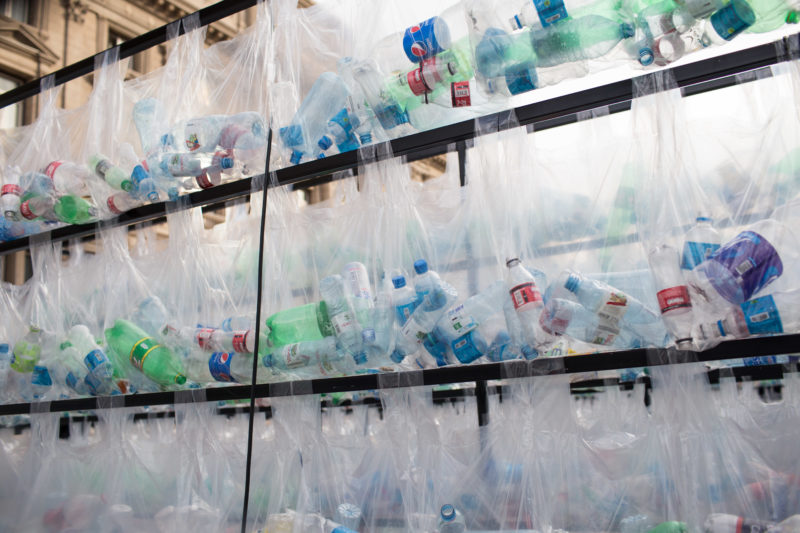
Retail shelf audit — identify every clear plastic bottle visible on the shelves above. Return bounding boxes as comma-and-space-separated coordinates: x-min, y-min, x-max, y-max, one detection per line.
560, 269, 662, 326
681, 216, 722, 270
19, 194, 58, 222
262, 337, 342, 370
695, 289, 800, 342
485, 61, 539, 97
218, 112, 267, 151
393, 280, 457, 363
648, 244, 693, 346
320, 274, 365, 364
67, 324, 116, 395
1, 169, 22, 221
704, 514, 773, 533
687, 219, 799, 307
539, 296, 648, 348
42, 161, 91, 196
438, 504, 466, 533
350, 58, 411, 133
506, 257, 545, 349
12, 326, 43, 373
510, 0, 599, 30
183, 115, 225, 152
208, 351, 259, 384
59, 339, 93, 396
392, 275, 420, 325
341, 261, 374, 333
0, 343, 12, 399
318, 108, 361, 155
747, 0, 800, 32
413, 259, 449, 311
106, 192, 143, 215
529, 15, 635, 67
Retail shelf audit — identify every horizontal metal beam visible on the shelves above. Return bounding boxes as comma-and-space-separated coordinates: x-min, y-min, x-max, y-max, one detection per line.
0, 333, 796, 416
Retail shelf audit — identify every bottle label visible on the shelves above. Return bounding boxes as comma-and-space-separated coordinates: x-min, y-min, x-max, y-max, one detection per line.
395, 301, 418, 325
43, 161, 62, 179
452, 332, 483, 363
589, 323, 619, 346
195, 328, 215, 350
596, 292, 628, 328
107, 195, 123, 214
129, 337, 160, 371
281, 343, 312, 369
656, 285, 691, 314
681, 241, 720, 269
331, 312, 358, 336
510, 282, 543, 311
84, 349, 112, 377
402, 17, 447, 63
209, 351, 237, 383
442, 304, 478, 337
65, 371, 79, 390
19, 201, 36, 220
1, 184, 20, 196
451, 81, 471, 107
708, 230, 782, 301
232, 331, 250, 353
94, 159, 111, 178
185, 132, 200, 151
406, 68, 430, 96
31, 365, 52, 387
343, 264, 371, 300
740, 295, 783, 335
710, 0, 753, 41
400, 320, 427, 345
534, 0, 569, 27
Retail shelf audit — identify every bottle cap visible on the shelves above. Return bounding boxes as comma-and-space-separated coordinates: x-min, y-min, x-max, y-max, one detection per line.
392, 275, 406, 289
220, 157, 234, 169
290, 150, 303, 165
413, 259, 428, 274
506, 257, 520, 268
390, 349, 405, 364
440, 504, 456, 521
639, 47, 654, 66
787, 10, 799, 23
174, 374, 187, 385
318, 135, 333, 151
262, 353, 274, 368
696, 216, 712, 222
564, 273, 581, 293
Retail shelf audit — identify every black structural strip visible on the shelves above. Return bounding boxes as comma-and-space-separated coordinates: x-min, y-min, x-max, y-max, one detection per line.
0, 0, 259, 110
0, 334, 796, 417
0, 32, 796, 256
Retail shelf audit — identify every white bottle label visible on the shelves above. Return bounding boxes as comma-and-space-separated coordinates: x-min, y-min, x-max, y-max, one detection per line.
441, 304, 478, 337
400, 320, 427, 345
596, 292, 628, 329
331, 312, 358, 336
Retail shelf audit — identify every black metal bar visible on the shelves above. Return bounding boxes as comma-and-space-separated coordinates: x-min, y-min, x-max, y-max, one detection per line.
1, 33, 797, 256
475, 379, 489, 427
241, 127, 273, 533
0, 0, 259, 110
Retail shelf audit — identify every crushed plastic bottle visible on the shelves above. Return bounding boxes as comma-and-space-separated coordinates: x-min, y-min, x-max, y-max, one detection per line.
648, 244, 693, 346
320, 274, 366, 364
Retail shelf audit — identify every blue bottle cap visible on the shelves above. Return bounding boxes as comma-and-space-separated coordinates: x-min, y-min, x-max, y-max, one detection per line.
696, 216, 712, 222
392, 275, 406, 289
390, 349, 405, 364
361, 328, 376, 344
639, 47, 654, 66
620, 22, 635, 39
167, 187, 180, 202
564, 273, 581, 293
131, 165, 149, 184
262, 353, 274, 367
413, 259, 428, 274
290, 150, 303, 165
440, 504, 456, 521
220, 157, 234, 169
318, 135, 333, 151
359, 133, 372, 145
146, 190, 160, 202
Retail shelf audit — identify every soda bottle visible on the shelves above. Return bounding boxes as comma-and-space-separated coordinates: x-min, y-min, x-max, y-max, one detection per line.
106, 192, 143, 215
265, 302, 335, 347
208, 351, 260, 384
704, 514, 773, 533
88, 154, 135, 192
320, 274, 365, 364
413, 259, 449, 311
506, 257, 545, 349
19, 194, 58, 222
1, 169, 22, 221
262, 337, 342, 371
42, 160, 91, 196
53, 195, 98, 225
279, 72, 351, 164
687, 219, 799, 307
105, 319, 187, 388
438, 504, 466, 533
529, 15, 635, 67
12, 326, 43, 373
510, 0, 600, 30
681, 216, 721, 270
648, 522, 688, 533
695, 288, 800, 341
402, 16, 452, 63
392, 274, 420, 324
648, 244, 693, 346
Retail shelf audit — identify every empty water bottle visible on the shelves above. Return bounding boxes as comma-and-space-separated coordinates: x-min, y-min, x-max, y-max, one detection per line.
42, 161, 91, 196
350, 59, 411, 132
510, 0, 599, 30
540, 296, 645, 347
682, 216, 722, 270
696, 289, 800, 342
392, 274, 420, 324
413, 259, 449, 311
66, 324, 115, 395
696, 0, 756, 46
280, 72, 351, 164
12, 326, 43, 373
394, 278, 457, 363
648, 244, 693, 346
439, 504, 466, 533
560, 270, 662, 326
106, 192, 143, 215
320, 274, 366, 364
530, 14, 635, 67
318, 108, 361, 155
262, 337, 342, 371
341, 262, 374, 334
0, 343, 12, 399
1, 169, 21, 221
88, 154, 135, 192
506, 257, 546, 349
218, 112, 267, 151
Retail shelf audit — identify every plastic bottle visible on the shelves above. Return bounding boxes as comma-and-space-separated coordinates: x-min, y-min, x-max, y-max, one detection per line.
695, 289, 800, 341
392, 274, 420, 324
105, 319, 187, 387
42, 161, 91, 196
320, 275, 365, 364
318, 108, 361, 155
385, 44, 474, 109
510, 0, 599, 30
402, 16, 452, 63
207, 351, 259, 383
106, 192, 143, 215
1, 169, 22, 221
59, 340, 93, 396
363, 279, 398, 364
337, 58, 377, 144
485, 61, 540, 96
681, 216, 722, 270
704, 514, 773, 533
413, 259, 450, 311
648, 522, 688, 533
506, 258, 545, 349
349, 58, 411, 132
265, 302, 335, 347
0, 343, 12, 398
183, 115, 225, 152
19, 194, 58, 222
691, 0, 756, 47
218, 112, 267, 151
529, 14, 634, 67
53, 195, 98, 225
159, 150, 233, 179
12, 326, 43, 373
262, 337, 342, 370
393, 280, 457, 363
747, 0, 800, 32
88, 154, 135, 192
132, 98, 179, 201
341, 261, 374, 332
771, 515, 800, 532
648, 244, 693, 346
687, 219, 799, 306
31, 358, 54, 400
540, 296, 645, 347
67, 324, 116, 395
561, 269, 662, 326
279, 72, 351, 164
631, 1, 689, 66
438, 504, 466, 533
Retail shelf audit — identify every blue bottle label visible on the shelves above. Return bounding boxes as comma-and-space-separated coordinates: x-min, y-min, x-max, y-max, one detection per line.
84, 373, 101, 395
451, 331, 484, 364
31, 365, 52, 386
422, 334, 448, 366
710, 0, 754, 41
743, 356, 778, 366
708, 230, 782, 301
681, 241, 720, 270
402, 17, 450, 63
65, 372, 79, 390
395, 301, 418, 325
533, 0, 569, 27
209, 352, 237, 383
504, 64, 538, 95
84, 349, 110, 373
740, 295, 783, 335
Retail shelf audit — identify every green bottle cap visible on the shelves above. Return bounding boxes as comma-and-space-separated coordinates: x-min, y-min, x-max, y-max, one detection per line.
787, 10, 799, 23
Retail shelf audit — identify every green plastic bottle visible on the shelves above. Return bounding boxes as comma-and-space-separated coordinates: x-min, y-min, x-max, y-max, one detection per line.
265, 302, 334, 348
54, 195, 97, 224
745, 0, 798, 32
105, 319, 187, 387
647, 521, 688, 533
11, 326, 42, 373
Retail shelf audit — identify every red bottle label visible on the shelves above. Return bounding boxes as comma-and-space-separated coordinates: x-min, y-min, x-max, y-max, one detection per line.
1, 184, 20, 195
451, 81, 471, 107
407, 68, 430, 96
232, 331, 249, 353
196, 171, 213, 189
19, 201, 36, 220
196, 328, 215, 350
44, 161, 62, 179
657, 285, 691, 314
107, 196, 122, 214
510, 282, 543, 310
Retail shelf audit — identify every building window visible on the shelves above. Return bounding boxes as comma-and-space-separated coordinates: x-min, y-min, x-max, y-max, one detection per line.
108, 30, 144, 74
0, 0, 29, 24
0, 73, 21, 129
